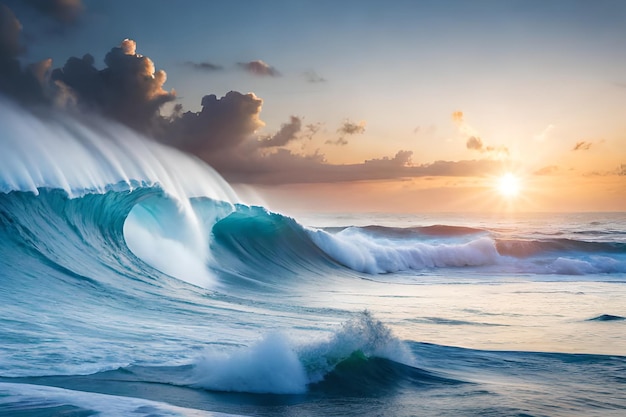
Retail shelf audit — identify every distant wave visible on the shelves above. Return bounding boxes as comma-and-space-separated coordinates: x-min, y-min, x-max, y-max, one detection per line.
588, 314, 625, 322
358, 224, 485, 238
496, 238, 626, 257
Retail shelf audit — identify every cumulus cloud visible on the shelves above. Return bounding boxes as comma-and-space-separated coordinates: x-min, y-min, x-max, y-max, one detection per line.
184, 61, 223, 72
22, 0, 84, 24
0, 4, 51, 104
326, 119, 366, 145
163, 91, 264, 154
259, 116, 302, 147
51, 39, 176, 131
0, 16, 513, 188
237, 60, 280, 77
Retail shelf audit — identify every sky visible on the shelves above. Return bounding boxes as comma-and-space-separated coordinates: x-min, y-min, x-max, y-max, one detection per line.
1, 0, 625, 213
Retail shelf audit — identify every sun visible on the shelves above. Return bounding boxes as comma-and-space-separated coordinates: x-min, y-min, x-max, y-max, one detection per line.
496, 173, 521, 198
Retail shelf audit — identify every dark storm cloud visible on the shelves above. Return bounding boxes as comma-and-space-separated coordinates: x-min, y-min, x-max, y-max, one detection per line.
184, 61, 223, 72
51, 39, 176, 131
0, 3, 22, 58
237, 60, 280, 77
22, 0, 83, 24
259, 116, 302, 148
573, 141, 593, 151
164, 91, 264, 154
0, 4, 50, 104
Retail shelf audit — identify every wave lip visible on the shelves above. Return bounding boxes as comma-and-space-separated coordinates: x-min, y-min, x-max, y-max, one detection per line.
308, 227, 500, 274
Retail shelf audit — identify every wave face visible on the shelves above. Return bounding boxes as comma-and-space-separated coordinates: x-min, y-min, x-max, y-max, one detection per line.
1, 98, 625, 416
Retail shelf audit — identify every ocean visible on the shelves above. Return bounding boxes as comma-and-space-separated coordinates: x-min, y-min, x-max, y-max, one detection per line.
1, 99, 625, 416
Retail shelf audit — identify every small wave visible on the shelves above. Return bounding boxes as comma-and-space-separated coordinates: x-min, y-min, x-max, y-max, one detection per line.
588, 314, 625, 322
308, 352, 460, 397
190, 311, 419, 394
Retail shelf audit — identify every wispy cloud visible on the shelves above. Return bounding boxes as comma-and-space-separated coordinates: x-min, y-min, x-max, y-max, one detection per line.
326, 119, 366, 146
572, 140, 605, 151
237, 60, 280, 77
452, 110, 508, 156
573, 141, 593, 151
184, 61, 223, 72
303, 71, 326, 83
534, 165, 559, 175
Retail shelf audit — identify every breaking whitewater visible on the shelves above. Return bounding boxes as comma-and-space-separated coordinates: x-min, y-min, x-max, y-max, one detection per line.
1, 99, 625, 416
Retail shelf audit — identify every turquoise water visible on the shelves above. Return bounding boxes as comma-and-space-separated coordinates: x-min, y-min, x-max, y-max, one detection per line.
1, 98, 625, 416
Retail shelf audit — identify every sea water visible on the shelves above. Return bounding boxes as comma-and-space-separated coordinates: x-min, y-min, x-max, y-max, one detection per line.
1, 98, 625, 416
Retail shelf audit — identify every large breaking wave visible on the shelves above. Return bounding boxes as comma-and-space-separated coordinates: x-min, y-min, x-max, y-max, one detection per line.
1, 97, 625, 297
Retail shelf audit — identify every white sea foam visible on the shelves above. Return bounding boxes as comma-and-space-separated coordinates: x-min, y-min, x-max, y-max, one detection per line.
192, 332, 308, 394
191, 311, 412, 394
308, 227, 500, 273
0, 382, 239, 417
0, 97, 238, 287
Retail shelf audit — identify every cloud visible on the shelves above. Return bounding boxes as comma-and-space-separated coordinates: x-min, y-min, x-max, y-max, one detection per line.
0, 4, 51, 104
0, 4, 22, 58
303, 71, 326, 83
163, 91, 265, 154
206, 144, 502, 185
452, 110, 508, 156
51, 39, 176, 131
466, 136, 483, 151
572, 141, 598, 151
237, 60, 280, 77
534, 165, 559, 175
22, 0, 84, 24
0, 25, 514, 188
326, 119, 366, 145
259, 116, 302, 147
451, 110, 479, 137
184, 61, 223, 72
303, 122, 322, 141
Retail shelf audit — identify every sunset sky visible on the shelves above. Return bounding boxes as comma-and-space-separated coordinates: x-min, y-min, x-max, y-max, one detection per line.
2, 0, 625, 213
